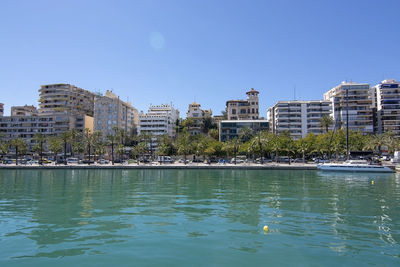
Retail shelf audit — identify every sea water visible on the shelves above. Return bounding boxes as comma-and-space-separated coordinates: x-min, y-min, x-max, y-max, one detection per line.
0, 169, 399, 266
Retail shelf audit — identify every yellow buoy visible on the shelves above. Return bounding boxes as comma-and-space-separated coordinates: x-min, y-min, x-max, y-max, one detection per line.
371, 180, 375, 185
263, 225, 269, 232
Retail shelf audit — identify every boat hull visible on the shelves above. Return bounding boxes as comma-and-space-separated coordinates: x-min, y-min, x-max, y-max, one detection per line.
317, 164, 394, 173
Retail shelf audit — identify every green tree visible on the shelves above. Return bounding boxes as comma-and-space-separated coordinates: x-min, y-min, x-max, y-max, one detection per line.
320, 115, 334, 133
48, 136, 63, 163
9, 138, 28, 165
175, 129, 191, 164
33, 133, 47, 165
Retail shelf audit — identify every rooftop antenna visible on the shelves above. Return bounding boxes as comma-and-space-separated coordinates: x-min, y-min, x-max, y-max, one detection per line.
293, 85, 296, 100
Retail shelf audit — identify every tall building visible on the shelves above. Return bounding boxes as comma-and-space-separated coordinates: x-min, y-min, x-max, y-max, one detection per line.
373, 79, 400, 136
11, 105, 37, 116
0, 113, 93, 150
138, 104, 180, 138
94, 90, 138, 138
38, 83, 95, 116
0, 103, 3, 117
267, 100, 332, 140
186, 102, 212, 135
226, 88, 259, 120
324, 81, 374, 134
219, 120, 269, 141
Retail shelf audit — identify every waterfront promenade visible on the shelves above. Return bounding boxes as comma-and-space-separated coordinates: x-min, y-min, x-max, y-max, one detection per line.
0, 162, 318, 170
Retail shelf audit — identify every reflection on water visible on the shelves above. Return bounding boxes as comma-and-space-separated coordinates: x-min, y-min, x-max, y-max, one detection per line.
0, 169, 399, 266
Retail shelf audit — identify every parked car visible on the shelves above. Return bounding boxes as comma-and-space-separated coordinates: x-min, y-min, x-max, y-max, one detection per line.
66, 158, 79, 164
178, 158, 189, 164
158, 156, 174, 163
230, 158, 245, 164
82, 159, 95, 164
97, 159, 110, 164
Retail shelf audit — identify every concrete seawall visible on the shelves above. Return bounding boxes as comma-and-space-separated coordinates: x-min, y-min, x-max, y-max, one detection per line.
0, 164, 318, 171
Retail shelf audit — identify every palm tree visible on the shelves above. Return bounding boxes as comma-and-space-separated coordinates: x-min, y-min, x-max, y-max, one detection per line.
0, 134, 9, 161
320, 115, 334, 133
106, 134, 118, 165
60, 131, 70, 165
175, 129, 191, 164
48, 136, 63, 163
238, 127, 254, 142
9, 138, 28, 165
33, 133, 46, 165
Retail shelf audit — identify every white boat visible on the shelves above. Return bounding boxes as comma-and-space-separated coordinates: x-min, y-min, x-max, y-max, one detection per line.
317, 160, 394, 173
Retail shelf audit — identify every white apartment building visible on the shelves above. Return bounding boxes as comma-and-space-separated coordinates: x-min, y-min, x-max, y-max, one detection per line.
11, 105, 37, 116
138, 104, 180, 138
39, 83, 95, 116
0, 113, 93, 151
267, 100, 332, 140
94, 90, 138, 138
186, 102, 212, 135
226, 88, 259, 120
373, 79, 400, 137
323, 81, 374, 134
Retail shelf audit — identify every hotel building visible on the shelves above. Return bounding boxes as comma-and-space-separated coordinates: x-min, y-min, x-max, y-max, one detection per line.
267, 100, 332, 140
373, 79, 400, 137
323, 81, 374, 134
226, 88, 259, 120
94, 90, 138, 138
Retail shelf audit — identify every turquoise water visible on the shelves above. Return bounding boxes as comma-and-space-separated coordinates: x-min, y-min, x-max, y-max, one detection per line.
0, 169, 399, 266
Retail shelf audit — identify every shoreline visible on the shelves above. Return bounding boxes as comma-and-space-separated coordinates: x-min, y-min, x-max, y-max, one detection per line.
0, 163, 318, 170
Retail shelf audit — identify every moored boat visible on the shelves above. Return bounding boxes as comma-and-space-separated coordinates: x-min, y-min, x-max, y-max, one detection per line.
317, 160, 394, 173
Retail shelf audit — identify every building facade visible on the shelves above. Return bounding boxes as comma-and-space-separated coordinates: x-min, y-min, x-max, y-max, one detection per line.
11, 105, 37, 116
374, 79, 400, 137
323, 81, 374, 134
38, 83, 95, 116
0, 103, 3, 117
267, 100, 332, 140
219, 120, 269, 141
186, 102, 212, 135
94, 90, 138, 138
0, 113, 93, 150
226, 88, 259, 120
138, 104, 180, 138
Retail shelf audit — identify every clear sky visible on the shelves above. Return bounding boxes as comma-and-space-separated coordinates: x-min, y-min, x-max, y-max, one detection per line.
1, 0, 399, 117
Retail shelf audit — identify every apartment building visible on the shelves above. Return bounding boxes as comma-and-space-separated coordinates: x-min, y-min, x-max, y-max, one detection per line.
0, 113, 93, 150
267, 100, 332, 140
94, 90, 138, 138
0, 103, 3, 117
11, 105, 37, 116
138, 104, 180, 138
323, 81, 374, 134
373, 79, 400, 136
226, 88, 259, 120
186, 102, 212, 135
219, 120, 269, 141
38, 83, 95, 116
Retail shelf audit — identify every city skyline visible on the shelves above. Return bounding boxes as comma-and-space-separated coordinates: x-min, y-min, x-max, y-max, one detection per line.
1, 0, 400, 116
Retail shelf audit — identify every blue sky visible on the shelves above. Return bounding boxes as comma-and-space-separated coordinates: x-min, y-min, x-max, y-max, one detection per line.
0, 0, 399, 117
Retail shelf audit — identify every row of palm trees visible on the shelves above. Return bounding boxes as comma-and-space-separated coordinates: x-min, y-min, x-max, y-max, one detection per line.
1, 120, 399, 165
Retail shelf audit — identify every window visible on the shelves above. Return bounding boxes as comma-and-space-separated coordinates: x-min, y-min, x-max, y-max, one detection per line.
232, 109, 236, 114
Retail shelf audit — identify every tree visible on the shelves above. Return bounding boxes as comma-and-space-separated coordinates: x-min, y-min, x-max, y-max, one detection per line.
106, 134, 118, 165
33, 133, 47, 165
0, 134, 9, 160
60, 131, 70, 165
48, 136, 63, 163
208, 129, 219, 141
83, 128, 95, 164
9, 138, 28, 165
175, 129, 191, 164
319, 115, 334, 133
238, 127, 254, 142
